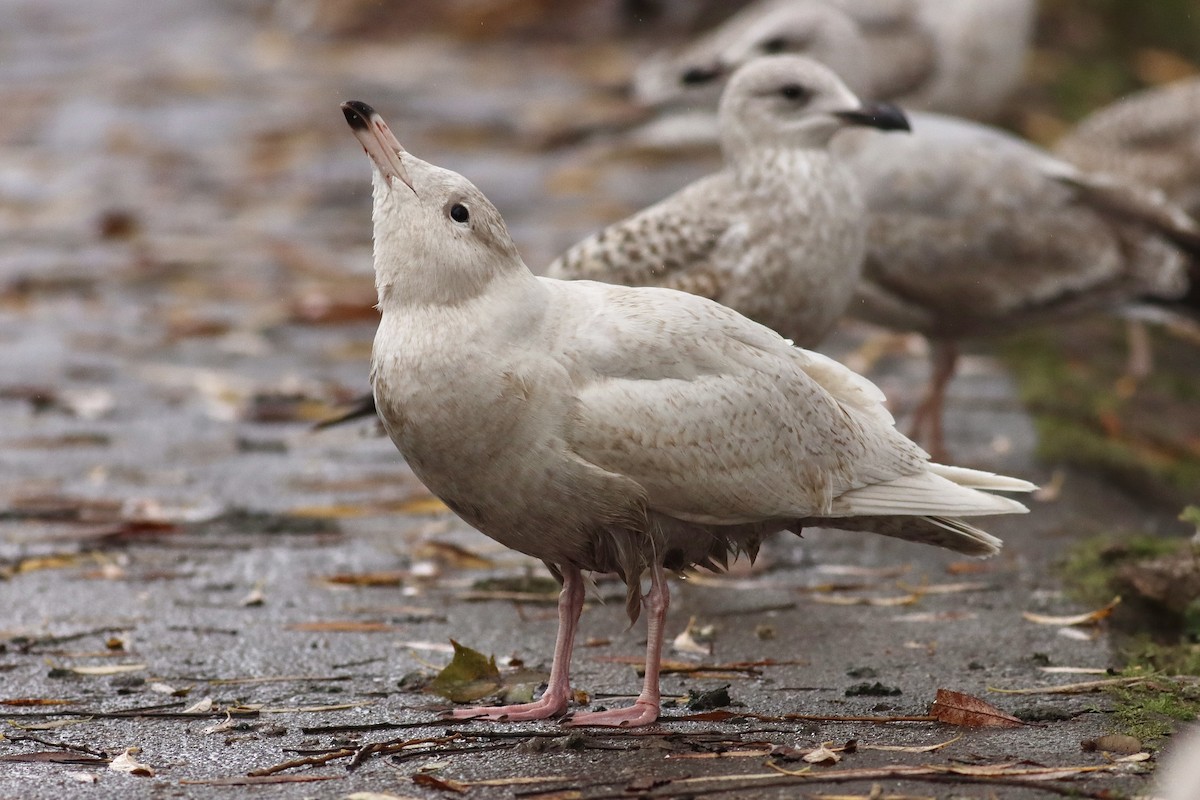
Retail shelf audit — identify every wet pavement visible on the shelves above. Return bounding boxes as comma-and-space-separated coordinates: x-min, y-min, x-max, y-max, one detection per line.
0, 3, 1194, 798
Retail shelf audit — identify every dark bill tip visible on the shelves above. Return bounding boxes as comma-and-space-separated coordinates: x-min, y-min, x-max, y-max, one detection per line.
679, 64, 724, 87
836, 101, 911, 132
341, 100, 377, 130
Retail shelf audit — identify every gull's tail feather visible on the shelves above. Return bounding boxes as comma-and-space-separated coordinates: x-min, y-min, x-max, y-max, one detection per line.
810, 463, 1036, 557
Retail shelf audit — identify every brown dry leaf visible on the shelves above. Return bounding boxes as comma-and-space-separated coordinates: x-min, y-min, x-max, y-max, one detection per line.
412, 773, 467, 793
322, 571, 406, 587
945, 560, 993, 576
68, 663, 146, 676
395, 497, 451, 515
109, 747, 154, 777
413, 540, 494, 570
928, 689, 1022, 728
1022, 596, 1121, 626
287, 621, 395, 633
0, 698, 76, 706
289, 504, 369, 519
15, 553, 89, 573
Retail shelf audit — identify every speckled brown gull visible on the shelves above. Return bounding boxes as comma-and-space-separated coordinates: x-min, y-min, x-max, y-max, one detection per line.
633, 0, 1035, 121
1055, 77, 1200, 217
342, 99, 1035, 728
549, 55, 908, 348
833, 111, 1200, 458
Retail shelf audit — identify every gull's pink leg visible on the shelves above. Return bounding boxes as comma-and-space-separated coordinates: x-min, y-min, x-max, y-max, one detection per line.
568, 564, 668, 728
447, 564, 583, 721
908, 340, 958, 462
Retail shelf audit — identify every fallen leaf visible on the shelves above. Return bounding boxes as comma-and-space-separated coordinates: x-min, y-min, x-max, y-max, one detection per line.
322, 571, 406, 587
929, 688, 1023, 728
412, 773, 467, 793
202, 713, 236, 735
413, 540, 494, 569
109, 747, 154, 776
183, 697, 214, 713
396, 497, 450, 515
0, 698, 76, 706
945, 560, 994, 576
426, 640, 501, 703
240, 584, 266, 606
672, 616, 714, 655
801, 743, 840, 765
1022, 596, 1121, 626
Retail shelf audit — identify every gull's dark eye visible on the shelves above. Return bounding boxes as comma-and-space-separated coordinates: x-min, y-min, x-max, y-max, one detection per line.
778, 84, 811, 103
760, 36, 790, 54
680, 66, 721, 86
449, 203, 470, 223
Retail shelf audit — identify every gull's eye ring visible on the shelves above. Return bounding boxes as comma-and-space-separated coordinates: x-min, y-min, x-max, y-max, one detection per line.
449, 203, 470, 223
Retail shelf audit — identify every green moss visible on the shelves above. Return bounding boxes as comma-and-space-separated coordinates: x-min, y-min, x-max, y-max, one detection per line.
1108, 667, 1200, 745
1059, 534, 1182, 607
1000, 327, 1200, 505
1121, 638, 1200, 676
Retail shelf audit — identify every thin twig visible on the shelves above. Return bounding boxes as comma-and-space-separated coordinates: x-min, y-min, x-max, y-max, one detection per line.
247, 748, 355, 777
3, 733, 109, 758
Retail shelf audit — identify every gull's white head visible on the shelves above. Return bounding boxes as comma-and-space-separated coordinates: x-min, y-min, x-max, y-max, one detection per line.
717, 55, 909, 157
342, 101, 523, 307
634, 0, 872, 107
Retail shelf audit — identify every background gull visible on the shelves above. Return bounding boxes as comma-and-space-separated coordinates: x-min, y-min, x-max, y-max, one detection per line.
633, 0, 1036, 122
834, 112, 1200, 459
323, 55, 908, 429
1054, 76, 1200, 217
549, 55, 909, 348
343, 99, 1035, 728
